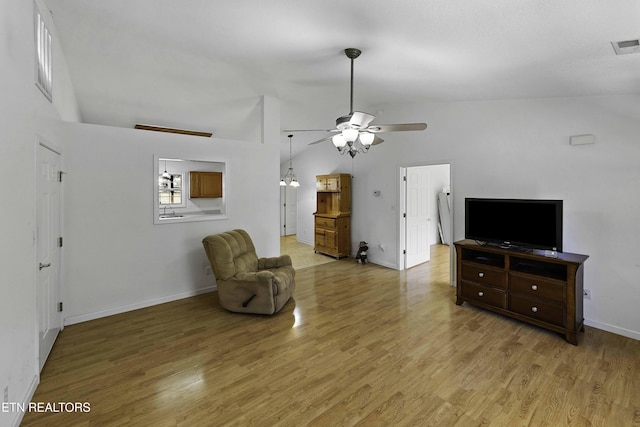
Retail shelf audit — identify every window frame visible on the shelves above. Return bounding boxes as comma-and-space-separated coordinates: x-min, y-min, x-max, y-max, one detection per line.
34, 2, 53, 102
158, 172, 187, 208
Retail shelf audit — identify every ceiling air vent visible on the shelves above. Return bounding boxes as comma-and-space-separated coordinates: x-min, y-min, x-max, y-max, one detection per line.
611, 39, 640, 55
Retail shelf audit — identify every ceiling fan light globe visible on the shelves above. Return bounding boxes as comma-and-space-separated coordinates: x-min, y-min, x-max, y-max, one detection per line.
343, 128, 359, 142
332, 134, 347, 148
359, 132, 375, 146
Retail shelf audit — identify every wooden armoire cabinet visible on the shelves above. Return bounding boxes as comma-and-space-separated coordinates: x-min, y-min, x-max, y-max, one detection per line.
314, 174, 351, 258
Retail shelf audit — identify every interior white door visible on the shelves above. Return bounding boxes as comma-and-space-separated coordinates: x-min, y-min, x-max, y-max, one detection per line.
285, 186, 297, 236
280, 186, 298, 236
405, 166, 430, 268
280, 186, 286, 236
37, 142, 62, 371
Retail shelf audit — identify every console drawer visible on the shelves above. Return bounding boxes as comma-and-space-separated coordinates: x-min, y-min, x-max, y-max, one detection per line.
461, 282, 507, 309
315, 217, 336, 228
509, 294, 565, 327
461, 263, 506, 288
509, 273, 565, 302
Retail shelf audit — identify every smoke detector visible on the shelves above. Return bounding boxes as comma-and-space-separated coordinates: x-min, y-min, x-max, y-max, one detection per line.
611, 39, 640, 55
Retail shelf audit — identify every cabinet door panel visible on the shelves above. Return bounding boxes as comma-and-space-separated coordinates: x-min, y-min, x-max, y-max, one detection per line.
316, 178, 327, 191
326, 177, 339, 191
325, 230, 337, 249
190, 172, 222, 198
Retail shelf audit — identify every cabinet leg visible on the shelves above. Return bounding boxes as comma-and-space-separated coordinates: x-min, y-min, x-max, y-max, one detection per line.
565, 331, 578, 346
455, 295, 463, 306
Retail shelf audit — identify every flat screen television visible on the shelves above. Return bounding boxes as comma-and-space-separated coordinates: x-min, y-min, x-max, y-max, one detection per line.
465, 198, 563, 252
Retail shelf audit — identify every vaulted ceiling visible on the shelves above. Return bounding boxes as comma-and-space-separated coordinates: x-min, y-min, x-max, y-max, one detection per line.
45, 0, 640, 161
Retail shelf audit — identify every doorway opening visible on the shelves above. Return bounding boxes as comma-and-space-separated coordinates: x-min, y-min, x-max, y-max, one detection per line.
399, 164, 452, 271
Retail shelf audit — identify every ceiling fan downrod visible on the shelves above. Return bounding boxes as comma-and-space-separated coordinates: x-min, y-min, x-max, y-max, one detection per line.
344, 48, 361, 115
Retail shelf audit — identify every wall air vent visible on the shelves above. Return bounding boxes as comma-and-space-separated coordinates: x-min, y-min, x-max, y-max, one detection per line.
134, 124, 213, 138
611, 39, 640, 55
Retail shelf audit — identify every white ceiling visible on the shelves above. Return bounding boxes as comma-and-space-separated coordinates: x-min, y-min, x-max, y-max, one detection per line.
44, 0, 640, 161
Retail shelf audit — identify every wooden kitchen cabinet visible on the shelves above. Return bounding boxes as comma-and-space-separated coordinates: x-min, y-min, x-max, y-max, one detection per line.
190, 171, 222, 198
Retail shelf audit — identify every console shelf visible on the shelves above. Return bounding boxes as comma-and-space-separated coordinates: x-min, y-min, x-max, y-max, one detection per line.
454, 240, 589, 345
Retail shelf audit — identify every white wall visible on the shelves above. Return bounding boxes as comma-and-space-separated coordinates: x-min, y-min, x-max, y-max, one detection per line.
1, 0, 81, 425
1, 4, 279, 424
60, 121, 281, 325
292, 95, 640, 340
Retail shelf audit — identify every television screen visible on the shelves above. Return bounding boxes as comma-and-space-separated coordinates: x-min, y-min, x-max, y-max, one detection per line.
465, 198, 563, 252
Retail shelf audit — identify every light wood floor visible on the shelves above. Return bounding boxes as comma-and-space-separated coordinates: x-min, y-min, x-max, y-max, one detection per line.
280, 234, 337, 269
22, 245, 640, 426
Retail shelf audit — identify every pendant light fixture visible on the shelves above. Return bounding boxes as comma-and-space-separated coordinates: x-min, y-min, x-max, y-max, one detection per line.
280, 135, 300, 187
162, 159, 171, 179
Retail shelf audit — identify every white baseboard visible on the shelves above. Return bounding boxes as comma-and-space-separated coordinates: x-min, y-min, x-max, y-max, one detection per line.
366, 256, 398, 270
64, 286, 216, 326
584, 319, 640, 341
296, 237, 314, 246
11, 374, 39, 427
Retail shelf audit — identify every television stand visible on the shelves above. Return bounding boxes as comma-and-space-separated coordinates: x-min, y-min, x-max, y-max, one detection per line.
454, 240, 589, 345
481, 241, 533, 253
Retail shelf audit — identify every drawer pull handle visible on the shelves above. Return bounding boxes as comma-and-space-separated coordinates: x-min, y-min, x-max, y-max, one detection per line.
478, 272, 484, 278
531, 285, 538, 291
478, 291, 484, 297
531, 306, 538, 313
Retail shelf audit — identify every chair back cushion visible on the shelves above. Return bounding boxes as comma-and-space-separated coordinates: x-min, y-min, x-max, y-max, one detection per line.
202, 229, 258, 280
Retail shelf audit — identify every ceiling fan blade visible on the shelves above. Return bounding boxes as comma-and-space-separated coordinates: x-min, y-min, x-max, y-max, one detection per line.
350, 111, 375, 129
372, 135, 384, 145
282, 129, 337, 133
366, 123, 428, 133
308, 135, 333, 145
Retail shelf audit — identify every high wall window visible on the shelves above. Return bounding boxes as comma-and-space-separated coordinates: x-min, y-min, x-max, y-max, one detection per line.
35, 5, 53, 101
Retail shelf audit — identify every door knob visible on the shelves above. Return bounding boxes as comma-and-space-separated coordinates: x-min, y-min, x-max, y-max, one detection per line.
39, 262, 51, 270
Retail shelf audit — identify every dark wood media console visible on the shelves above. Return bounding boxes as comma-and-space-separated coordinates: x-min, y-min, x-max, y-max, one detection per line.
454, 240, 589, 345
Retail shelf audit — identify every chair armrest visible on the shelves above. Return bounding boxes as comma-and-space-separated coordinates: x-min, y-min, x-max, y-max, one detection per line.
232, 271, 278, 299
258, 255, 292, 269
235, 270, 275, 285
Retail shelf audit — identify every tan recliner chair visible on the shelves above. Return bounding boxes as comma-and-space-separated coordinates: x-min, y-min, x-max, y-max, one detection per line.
202, 229, 295, 314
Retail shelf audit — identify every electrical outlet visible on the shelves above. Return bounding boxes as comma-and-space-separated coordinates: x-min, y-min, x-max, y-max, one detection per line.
204, 266, 212, 276
4, 386, 8, 403
584, 289, 592, 300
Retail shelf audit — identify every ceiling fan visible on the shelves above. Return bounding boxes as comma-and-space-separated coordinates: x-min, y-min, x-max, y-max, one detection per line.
286, 48, 427, 158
